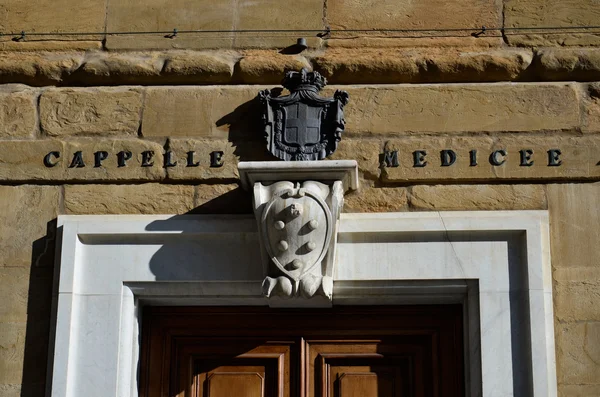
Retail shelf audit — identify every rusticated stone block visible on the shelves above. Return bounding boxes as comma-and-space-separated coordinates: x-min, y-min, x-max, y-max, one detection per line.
555, 280, 600, 323
410, 184, 547, 211
548, 183, 600, 270
235, 51, 311, 84
555, 322, 600, 385
71, 52, 164, 85
162, 51, 235, 84
583, 83, 600, 133
0, 0, 105, 41
323, 83, 580, 135
343, 181, 408, 213
40, 88, 143, 137
233, 0, 323, 48
505, 0, 600, 46
328, 139, 382, 180
327, 0, 501, 45
142, 86, 260, 138
0, 85, 37, 138
0, 41, 101, 52
536, 49, 600, 82
313, 48, 533, 84
64, 184, 195, 214
106, 0, 236, 50
382, 136, 600, 183
0, 140, 65, 182
106, 0, 323, 49
0, 186, 59, 268
0, 52, 83, 86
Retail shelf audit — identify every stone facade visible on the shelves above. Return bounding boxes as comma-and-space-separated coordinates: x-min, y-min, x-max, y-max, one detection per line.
1, 0, 599, 396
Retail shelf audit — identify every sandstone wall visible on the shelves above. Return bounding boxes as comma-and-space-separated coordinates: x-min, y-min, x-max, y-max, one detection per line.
1, 1, 600, 396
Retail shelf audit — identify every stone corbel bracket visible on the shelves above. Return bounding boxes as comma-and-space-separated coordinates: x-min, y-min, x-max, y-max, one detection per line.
239, 160, 358, 308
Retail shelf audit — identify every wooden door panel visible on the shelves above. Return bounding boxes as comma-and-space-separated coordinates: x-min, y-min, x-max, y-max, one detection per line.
139, 306, 464, 397
174, 339, 292, 397
307, 338, 434, 397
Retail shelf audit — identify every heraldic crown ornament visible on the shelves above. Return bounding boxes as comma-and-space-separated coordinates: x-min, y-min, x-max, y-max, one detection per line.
258, 68, 350, 161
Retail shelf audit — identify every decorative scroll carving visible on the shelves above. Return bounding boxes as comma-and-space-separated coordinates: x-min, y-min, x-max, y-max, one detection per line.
258, 68, 349, 161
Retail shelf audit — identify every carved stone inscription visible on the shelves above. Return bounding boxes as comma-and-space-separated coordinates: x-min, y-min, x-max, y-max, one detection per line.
43, 150, 225, 168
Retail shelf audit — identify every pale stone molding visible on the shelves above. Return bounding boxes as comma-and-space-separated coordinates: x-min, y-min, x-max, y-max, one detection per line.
49, 210, 556, 397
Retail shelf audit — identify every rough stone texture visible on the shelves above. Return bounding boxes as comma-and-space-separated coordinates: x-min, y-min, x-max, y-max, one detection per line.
0, 40, 101, 52
382, 136, 600, 183
143, 83, 582, 139
232, 0, 324, 48
165, 139, 241, 181
0, 85, 37, 138
0, 385, 21, 397
0, 267, 30, 322
0, 140, 65, 182
193, 184, 252, 214
106, 0, 236, 50
0, 0, 105, 40
70, 52, 164, 85
343, 181, 408, 213
0, 52, 83, 86
64, 184, 195, 214
142, 86, 260, 138
536, 49, 600, 81
162, 51, 236, 84
235, 51, 311, 84
548, 183, 600, 391
327, 0, 500, 46
106, 0, 323, 49
409, 184, 547, 211
0, 322, 26, 384
548, 183, 600, 271
505, 0, 600, 46
328, 139, 382, 180
582, 83, 600, 133
0, 186, 59, 268
555, 280, 600, 323
326, 83, 580, 135
559, 384, 600, 397
313, 48, 534, 84
555, 322, 600, 385
40, 88, 143, 137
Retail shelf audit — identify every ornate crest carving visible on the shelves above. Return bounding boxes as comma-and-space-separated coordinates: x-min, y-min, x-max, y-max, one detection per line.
258, 68, 349, 161
253, 180, 344, 307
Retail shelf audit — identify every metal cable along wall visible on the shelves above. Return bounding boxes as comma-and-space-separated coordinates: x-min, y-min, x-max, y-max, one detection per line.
2, 25, 600, 41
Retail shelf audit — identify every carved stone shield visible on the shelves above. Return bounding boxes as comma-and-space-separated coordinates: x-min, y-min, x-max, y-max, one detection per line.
258, 68, 349, 161
260, 183, 332, 281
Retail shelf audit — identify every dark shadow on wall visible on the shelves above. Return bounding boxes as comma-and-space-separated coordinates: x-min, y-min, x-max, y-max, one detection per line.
21, 219, 58, 397
216, 88, 283, 163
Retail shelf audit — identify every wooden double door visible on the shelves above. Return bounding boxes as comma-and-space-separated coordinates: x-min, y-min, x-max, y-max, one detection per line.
140, 306, 464, 397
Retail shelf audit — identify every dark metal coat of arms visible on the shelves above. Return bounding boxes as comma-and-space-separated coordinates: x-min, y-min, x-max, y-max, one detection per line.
258, 69, 349, 161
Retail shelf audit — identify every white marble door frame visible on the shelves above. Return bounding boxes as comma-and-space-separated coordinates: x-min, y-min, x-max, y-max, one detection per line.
48, 211, 556, 397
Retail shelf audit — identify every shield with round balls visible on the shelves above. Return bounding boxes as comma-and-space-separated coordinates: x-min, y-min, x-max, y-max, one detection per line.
261, 182, 332, 283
